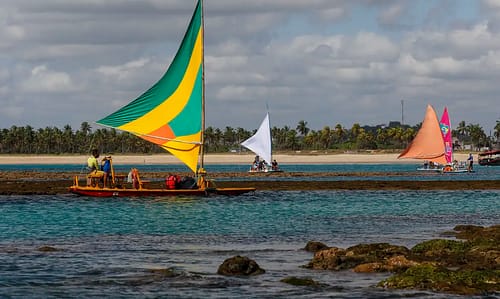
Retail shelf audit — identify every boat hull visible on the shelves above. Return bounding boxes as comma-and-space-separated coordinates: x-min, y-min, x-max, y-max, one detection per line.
416, 167, 442, 172
479, 158, 500, 166
68, 186, 256, 197
440, 169, 473, 174
248, 169, 283, 173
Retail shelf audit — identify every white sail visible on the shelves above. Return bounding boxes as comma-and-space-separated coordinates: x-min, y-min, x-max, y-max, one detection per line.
242, 113, 272, 165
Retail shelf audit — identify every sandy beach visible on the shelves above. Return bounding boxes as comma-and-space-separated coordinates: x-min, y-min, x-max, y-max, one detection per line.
0, 152, 471, 165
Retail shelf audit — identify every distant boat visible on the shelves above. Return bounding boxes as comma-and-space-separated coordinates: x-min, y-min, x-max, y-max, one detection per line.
399, 105, 472, 173
241, 112, 282, 173
438, 107, 469, 173
69, 0, 255, 197
478, 150, 500, 166
398, 105, 447, 171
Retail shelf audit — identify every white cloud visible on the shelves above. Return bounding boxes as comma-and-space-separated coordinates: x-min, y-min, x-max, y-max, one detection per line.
483, 0, 500, 9
378, 3, 404, 25
96, 58, 150, 80
20, 65, 75, 93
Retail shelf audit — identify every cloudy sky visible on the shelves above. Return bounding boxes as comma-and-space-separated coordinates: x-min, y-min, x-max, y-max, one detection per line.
1, 0, 499, 134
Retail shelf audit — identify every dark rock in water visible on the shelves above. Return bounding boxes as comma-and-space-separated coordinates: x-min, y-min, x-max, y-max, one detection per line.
37, 246, 60, 252
305, 243, 409, 271
346, 243, 410, 259
281, 276, 321, 287
379, 264, 500, 295
217, 255, 265, 276
304, 241, 329, 252
454, 224, 500, 243
148, 268, 181, 278
304, 247, 345, 270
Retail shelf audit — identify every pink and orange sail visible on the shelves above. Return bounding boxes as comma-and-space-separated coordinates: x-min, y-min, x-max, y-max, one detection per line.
97, 0, 203, 173
439, 107, 453, 164
398, 105, 447, 164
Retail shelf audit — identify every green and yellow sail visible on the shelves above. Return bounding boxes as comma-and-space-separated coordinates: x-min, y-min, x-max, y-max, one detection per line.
97, 0, 203, 173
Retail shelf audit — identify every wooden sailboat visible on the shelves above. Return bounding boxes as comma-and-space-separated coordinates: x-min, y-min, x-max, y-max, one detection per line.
439, 107, 469, 173
398, 105, 447, 171
241, 112, 282, 173
69, 0, 255, 197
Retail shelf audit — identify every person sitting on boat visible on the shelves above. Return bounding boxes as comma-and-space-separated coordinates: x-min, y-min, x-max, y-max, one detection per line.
251, 160, 259, 171
443, 164, 453, 172
128, 168, 141, 189
271, 159, 279, 171
86, 149, 105, 186
250, 156, 260, 171
259, 160, 267, 171
166, 173, 179, 190
87, 149, 100, 172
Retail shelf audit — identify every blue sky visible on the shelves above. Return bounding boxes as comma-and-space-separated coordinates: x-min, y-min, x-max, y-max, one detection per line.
0, 0, 498, 134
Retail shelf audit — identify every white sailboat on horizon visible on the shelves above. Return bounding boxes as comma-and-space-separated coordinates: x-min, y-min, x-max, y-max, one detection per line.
241, 112, 282, 173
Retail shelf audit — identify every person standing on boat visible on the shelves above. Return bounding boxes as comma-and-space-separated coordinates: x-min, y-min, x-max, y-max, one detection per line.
467, 153, 474, 172
101, 156, 112, 188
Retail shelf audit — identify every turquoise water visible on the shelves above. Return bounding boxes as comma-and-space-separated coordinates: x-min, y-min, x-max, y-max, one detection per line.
1, 190, 498, 298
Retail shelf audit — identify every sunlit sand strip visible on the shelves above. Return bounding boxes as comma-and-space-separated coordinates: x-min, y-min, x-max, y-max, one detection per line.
0, 153, 469, 165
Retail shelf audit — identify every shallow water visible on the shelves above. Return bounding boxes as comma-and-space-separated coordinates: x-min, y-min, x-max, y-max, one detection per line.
2, 163, 499, 182
0, 190, 498, 298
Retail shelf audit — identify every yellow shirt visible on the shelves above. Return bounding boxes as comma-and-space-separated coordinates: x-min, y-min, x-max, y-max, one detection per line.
87, 156, 99, 171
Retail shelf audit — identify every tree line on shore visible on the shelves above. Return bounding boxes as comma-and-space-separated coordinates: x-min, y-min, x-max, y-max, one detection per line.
0, 120, 498, 155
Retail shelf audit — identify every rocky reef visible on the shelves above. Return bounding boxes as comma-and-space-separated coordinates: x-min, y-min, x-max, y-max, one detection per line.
304, 225, 499, 295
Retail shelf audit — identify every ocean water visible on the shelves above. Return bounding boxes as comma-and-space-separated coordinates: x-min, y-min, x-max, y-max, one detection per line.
0, 190, 499, 298
2, 163, 499, 181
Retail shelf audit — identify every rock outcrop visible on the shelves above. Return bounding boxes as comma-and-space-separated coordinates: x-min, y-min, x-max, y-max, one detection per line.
217, 255, 265, 276
304, 225, 500, 295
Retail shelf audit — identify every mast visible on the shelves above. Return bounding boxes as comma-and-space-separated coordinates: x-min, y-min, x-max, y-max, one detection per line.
200, 0, 205, 171
401, 99, 404, 126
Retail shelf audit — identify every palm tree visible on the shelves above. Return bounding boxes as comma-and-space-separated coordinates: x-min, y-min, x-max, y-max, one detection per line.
285, 129, 299, 150
387, 127, 404, 148
356, 129, 376, 149
455, 120, 467, 146
402, 127, 416, 146
333, 124, 345, 144
494, 120, 500, 143
376, 128, 388, 148
296, 120, 309, 136
350, 123, 362, 141
236, 127, 249, 151
223, 126, 235, 148
204, 126, 215, 152
467, 124, 486, 150
80, 122, 91, 135
320, 126, 331, 149
62, 125, 74, 153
